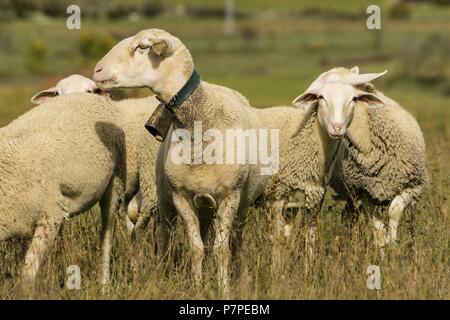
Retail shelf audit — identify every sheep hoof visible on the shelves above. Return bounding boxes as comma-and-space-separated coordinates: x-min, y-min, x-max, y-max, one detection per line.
193, 193, 217, 210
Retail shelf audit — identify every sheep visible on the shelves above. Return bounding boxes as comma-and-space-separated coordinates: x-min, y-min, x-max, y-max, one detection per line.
93, 28, 271, 294
30, 74, 108, 105
329, 69, 427, 247
112, 96, 160, 240
295, 67, 428, 247
252, 70, 388, 273
259, 106, 341, 265
0, 93, 125, 290
30, 75, 158, 237
0, 90, 159, 290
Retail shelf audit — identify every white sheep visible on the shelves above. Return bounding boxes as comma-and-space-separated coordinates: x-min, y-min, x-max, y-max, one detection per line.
93, 28, 270, 294
295, 67, 428, 247
112, 96, 160, 240
30, 75, 158, 238
0, 90, 159, 290
251, 70, 387, 272
0, 93, 125, 289
30, 74, 108, 105
258, 106, 342, 263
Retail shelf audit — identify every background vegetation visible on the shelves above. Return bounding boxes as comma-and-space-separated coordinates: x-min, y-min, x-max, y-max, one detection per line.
0, 0, 448, 299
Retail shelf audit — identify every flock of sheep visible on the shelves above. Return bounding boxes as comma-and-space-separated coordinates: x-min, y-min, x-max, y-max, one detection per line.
0, 29, 428, 295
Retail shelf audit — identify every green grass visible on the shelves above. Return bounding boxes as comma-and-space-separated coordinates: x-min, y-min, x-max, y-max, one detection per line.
0, 9, 449, 299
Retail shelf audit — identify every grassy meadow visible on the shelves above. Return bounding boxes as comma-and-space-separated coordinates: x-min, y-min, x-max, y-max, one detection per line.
0, 1, 449, 299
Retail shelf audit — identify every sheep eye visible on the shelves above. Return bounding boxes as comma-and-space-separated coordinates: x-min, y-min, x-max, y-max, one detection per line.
137, 44, 149, 50
317, 95, 324, 100
352, 97, 358, 102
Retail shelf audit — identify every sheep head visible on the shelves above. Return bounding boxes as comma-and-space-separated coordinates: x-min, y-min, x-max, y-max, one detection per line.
93, 29, 194, 102
31, 74, 106, 105
292, 72, 386, 139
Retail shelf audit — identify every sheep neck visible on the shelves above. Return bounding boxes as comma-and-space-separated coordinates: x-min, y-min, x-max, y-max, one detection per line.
315, 117, 342, 184
170, 82, 216, 132
286, 111, 341, 185
152, 47, 196, 103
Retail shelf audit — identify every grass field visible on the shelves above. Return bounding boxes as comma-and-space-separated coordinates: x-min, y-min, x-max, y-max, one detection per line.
0, 2, 449, 299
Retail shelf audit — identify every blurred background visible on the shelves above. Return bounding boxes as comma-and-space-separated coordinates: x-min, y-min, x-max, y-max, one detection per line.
0, 0, 448, 130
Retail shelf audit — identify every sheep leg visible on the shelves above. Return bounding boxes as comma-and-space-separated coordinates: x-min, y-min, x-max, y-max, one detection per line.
125, 214, 136, 239
305, 224, 317, 259
128, 191, 153, 242
388, 191, 413, 244
300, 208, 319, 275
21, 203, 64, 290
128, 212, 140, 281
157, 198, 177, 259
99, 177, 121, 291
173, 192, 204, 288
213, 191, 240, 296
231, 199, 248, 262
127, 199, 142, 280
134, 203, 154, 241
371, 215, 388, 248
268, 200, 286, 276
305, 200, 323, 261
130, 200, 155, 280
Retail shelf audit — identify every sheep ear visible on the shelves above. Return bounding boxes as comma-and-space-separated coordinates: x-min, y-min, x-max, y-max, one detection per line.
292, 93, 318, 110
356, 91, 384, 109
350, 66, 359, 74
30, 87, 59, 105
150, 39, 172, 56
344, 70, 387, 86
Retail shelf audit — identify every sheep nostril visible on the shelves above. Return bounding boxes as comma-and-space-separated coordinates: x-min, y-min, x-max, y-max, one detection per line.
332, 123, 343, 132
94, 66, 103, 74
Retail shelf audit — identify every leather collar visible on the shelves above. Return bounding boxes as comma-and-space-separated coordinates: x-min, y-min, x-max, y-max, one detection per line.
155, 70, 200, 109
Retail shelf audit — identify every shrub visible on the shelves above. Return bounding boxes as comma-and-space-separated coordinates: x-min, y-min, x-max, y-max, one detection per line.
389, 1, 411, 20
79, 32, 115, 60
40, 0, 71, 17
239, 26, 258, 42
2, 0, 38, 18
402, 34, 450, 83
25, 39, 47, 74
107, 4, 138, 19
142, 0, 165, 17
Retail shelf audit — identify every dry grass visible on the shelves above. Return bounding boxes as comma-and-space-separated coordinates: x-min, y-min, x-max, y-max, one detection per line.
0, 133, 448, 299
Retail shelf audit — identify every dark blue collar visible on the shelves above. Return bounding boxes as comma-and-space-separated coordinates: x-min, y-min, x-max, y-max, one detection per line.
156, 70, 200, 109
